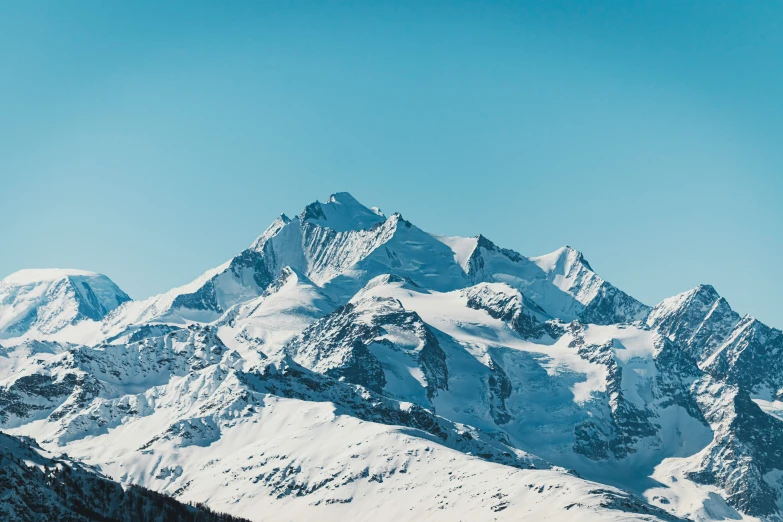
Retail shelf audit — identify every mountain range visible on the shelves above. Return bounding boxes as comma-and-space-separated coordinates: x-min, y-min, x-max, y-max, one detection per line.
1, 191, 781, 521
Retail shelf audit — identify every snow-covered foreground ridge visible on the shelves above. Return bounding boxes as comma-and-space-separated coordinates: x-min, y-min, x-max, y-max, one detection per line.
1, 191, 781, 521
0, 430, 249, 521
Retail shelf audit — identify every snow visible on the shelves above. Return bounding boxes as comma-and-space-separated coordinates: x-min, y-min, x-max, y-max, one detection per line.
647, 287, 703, 325
95, 251, 276, 341
432, 235, 478, 273
218, 267, 335, 362
646, 285, 722, 333
646, 457, 754, 522
751, 397, 783, 422
250, 214, 291, 251
0, 344, 64, 397
2, 333, 674, 521
302, 192, 386, 232
2, 269, 103, 285
530, 246, 602, 306
529, 246, 574, 273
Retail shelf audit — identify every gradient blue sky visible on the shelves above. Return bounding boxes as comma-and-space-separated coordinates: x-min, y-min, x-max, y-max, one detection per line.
2, 1, 781, 326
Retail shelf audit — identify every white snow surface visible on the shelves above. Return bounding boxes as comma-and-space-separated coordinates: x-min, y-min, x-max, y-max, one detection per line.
432, 234, 479, 273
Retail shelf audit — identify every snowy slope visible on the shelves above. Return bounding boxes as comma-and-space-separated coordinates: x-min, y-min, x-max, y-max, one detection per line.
0, 430, 249, 521
217, 266, 336, 364
297, 191, 386, 232
62, 395, 682, 522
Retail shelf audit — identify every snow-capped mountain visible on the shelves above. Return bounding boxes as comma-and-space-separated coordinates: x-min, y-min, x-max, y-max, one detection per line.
647, 284, 742, 362
0, 269, 130, 338
1, 191, 782, 522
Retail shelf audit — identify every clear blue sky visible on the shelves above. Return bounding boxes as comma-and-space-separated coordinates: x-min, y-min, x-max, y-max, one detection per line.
1, 1, 781, 327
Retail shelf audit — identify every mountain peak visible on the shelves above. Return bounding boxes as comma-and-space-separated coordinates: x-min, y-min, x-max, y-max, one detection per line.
3, 268, 103, 285
692, 283, 720, 300
738, 313, 762, 331
0, 269, 130, 337
327, 191, 359, 205
259, 266, 314, 299
530, 245, 593, 274
250, 213, 293, 251
475, 234, 496, 250
648, 284, 723, 320
301, 192, 385, 232
646, 282, 743, 361
352, 273, 423, 300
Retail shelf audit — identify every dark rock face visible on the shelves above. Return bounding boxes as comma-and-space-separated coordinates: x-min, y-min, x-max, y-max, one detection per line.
585, 488, 686, 522
171, 278, 221, 312
334, 337, 388, 393
573, 420, 611, 461
0, 325, 229, 429
652, 339, 705, 421
0, 372, 102, 427
464, 235, 527, 285
64, 325, 229, 384
284, 298, 448, 399
574, 340, 658, 460
487, 357, 513, 425
703, 317, 783, 391
647, 285, 741, 361
566, 323, 708, 462
578, 283, 649, 327
463, 238, 647, 327
6, 193, 783, 521
647, 284, 783, 517
463, 284, 549, 340
300, 201, 328, 223
171, 250, 273, 314
679, 317, 783, 517
689, 386, 783, 517
104, 323, 181, 344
